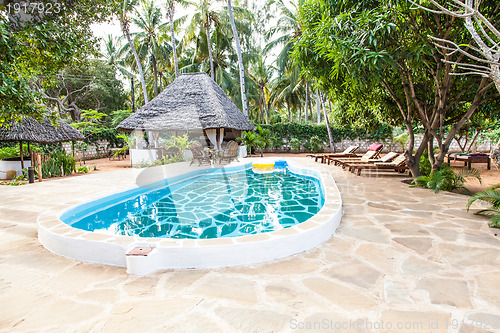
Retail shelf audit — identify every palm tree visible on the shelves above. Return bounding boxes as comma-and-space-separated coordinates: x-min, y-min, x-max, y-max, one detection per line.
185, 0, 221, 79
264, 0, 300, 74
133, 0, 168, 97
118, 0, 149, 104
265, 0, 313, 123
166, 0, 192, 78
248, 54, 273, 124
101, 34, 132, 79
227, 0, 248, 117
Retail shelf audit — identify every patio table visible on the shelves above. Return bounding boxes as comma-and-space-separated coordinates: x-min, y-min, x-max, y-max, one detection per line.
447, 153, 491, 170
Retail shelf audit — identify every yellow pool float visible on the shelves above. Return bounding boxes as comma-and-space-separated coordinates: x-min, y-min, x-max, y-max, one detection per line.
252, 161, 276, 173
252, 163, 275, 168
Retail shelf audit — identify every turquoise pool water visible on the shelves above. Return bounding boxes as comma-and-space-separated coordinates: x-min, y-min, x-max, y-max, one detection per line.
61, 165, 324, 239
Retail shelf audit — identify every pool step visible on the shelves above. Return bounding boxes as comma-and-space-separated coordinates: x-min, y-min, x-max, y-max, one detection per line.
126, 244, 158, 275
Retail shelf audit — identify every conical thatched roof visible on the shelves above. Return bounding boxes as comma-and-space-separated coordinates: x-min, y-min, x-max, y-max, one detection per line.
0, 117, 84, 143
117, 73, 255, 132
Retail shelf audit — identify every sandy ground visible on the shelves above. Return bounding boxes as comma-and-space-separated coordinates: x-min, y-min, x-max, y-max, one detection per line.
3, 152, 499, 193
1, 157, 499, 332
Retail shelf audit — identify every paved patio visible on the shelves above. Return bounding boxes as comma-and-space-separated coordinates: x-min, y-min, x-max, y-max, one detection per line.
0, 158, 499, 332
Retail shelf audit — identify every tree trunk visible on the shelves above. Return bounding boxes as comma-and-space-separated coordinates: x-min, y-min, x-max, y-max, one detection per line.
298, 104, 302, 124
121, 20, 149, 104
169, 3, 179, 78
227, 0, 249, 117
287, 101, 291, 122
152, 55, 158, 97
205, 18, 215, 80
261, 86, 269, 124
320, 92, 335, 153
316, 90, 321, 124
304, 80, 309, 123
131, 77, 135, 112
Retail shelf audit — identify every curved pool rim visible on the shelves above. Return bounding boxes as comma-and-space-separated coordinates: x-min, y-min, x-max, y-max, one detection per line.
37, 158, 342, 274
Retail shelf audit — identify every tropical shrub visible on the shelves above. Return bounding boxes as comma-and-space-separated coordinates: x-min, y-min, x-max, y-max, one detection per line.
76, 166, 89, 173
290, 138, 301, 152
166, 134, 194, 152
411, 164, 481, 194
467, 185, 500, 228
419, 150, 432, 177
237, 131, 260, 155
0, 144, 41, 159
393, 132, 409, 152
40, 152, 77, 178
255, 126, 272, 156
304, 135, 323, 153
270, 136, 285, 151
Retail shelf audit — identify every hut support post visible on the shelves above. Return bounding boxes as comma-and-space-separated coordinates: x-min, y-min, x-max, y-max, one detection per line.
28, 142, 34, 167
37, 153, 42, 182
218, 128, 224, 150
72, 141, 75, 158
19, 141, 24, 169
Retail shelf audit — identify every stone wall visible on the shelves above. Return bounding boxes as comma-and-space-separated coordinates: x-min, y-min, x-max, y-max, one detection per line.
265, 135, 495, 153
62, 140, 111, 160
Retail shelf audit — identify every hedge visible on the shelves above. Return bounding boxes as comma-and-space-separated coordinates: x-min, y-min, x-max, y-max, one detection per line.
258, 123, 393, 143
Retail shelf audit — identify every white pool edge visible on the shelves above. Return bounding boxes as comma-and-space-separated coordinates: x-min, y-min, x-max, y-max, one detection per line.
37, 159, 342, 275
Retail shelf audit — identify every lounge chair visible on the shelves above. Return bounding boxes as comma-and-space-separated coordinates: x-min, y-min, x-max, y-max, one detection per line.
349, 155, 409, 176
326, 143, 383, 165
342, 152, 399, 170
307, 146, 359, 163
219, 140, 239, 164
328, 149, 380, 166
189, 141, 211, 165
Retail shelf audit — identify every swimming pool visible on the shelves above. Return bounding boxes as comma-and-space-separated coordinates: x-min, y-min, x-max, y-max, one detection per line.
37, 159, 342, 274
61, 166, 324, 239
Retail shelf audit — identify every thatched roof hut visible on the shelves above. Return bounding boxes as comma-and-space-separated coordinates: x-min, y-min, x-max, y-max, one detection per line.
117, 73, 254, 132
0, 117, 84, 143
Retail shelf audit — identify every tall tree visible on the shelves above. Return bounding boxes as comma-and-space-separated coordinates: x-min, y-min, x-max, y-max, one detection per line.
411, 0, 500, 93
1, 0, 120, 122
264, 0, 301, 73
294, 0, 500, 176
248, 54, 273, 124
185, 0, 220, 79
133, 0, 171, 97
227, 0, 249, 116
118, 0, 149, 104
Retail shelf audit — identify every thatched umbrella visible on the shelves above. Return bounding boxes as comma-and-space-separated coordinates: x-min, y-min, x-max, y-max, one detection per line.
117, 73, 254, 148
0, 117, 84, 168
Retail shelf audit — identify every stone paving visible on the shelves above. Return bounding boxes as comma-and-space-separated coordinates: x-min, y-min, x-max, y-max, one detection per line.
0, 157, 499, 333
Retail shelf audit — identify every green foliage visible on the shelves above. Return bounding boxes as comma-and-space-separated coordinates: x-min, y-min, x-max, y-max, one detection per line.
255, 126, 272, 153
137, 154, 184, 168
1, 1, 120, 122
411, 164, 482, 194
0, 145, 29, 159
166, 134, 194, 152
419, 150, 432, 177
258, 123, 392, 144
290, 138, 301, 152
81, 127, 122, 148
0, 18, 43, 123
467, 185, 500, 228
270, 136, 285, 151
76, 166, 89, 173
40, 152, 77, 178
304, 135, 323, 153
237, 131, 260, 155
393, 132, 409, 152
111, 110, 133, 128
